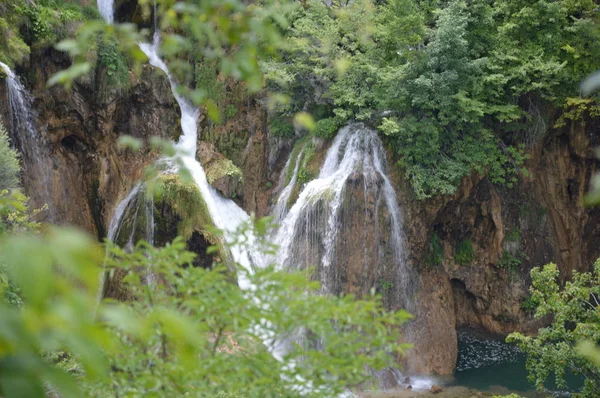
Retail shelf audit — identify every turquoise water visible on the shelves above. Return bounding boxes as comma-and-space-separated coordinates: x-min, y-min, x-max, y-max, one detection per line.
452, 329, 581, 397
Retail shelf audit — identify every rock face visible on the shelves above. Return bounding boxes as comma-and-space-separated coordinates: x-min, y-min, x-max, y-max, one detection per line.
196, 82, 275, 217
197, 141, 243, 199
397, 114, 600, 374
0, 47, 180, 238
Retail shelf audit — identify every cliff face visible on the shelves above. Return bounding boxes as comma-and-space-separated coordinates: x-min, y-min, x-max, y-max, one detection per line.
400, 116, 600, 374
0, 47, 181, 237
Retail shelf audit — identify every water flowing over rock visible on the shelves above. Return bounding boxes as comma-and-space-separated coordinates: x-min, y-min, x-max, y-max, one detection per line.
97, 0, 115, 23
0, 61, 53, 216
103, 33, 264, 274
273, 124, 416, 311
107, 183, 154, 249
272, 146, 305, 225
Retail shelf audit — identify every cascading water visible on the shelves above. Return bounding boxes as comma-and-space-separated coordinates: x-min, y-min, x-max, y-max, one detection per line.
107, 183, 155, 248
137, 33, 263, 273
97, 0, 114, 23
272, 146, 305, 225
273, 124, 416, 308
0, 62, 52, 215
105, 31, 262, 278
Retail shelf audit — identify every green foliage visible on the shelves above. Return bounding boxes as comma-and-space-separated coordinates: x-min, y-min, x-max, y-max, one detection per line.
520, 295, 538, 315
454, 238, 474, 266
312, 117, 341, 140
497, 251, 522, 272
97, 35, 130, 89
97, 225, 412, 397
0, 195, 413, 397
424, 231, 443, 268
53, 0, 286, 115
263, 0, 597, 199
16, 0, 96, 49
555, 98, 600, 128
0, 190, 41, 308
0, 223, 107, 398
507, 261, 600, 397
269, 114, 295, 138
0, 119, 20, 192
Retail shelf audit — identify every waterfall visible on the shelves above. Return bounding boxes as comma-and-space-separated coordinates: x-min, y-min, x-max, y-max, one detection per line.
97, 0, 114, 23
101, 33, 262, 274
107, 183, 155, 249
272, 146, 305, 225
273, 124, 416, 309
0, 62, 52, 214
0, 62, 38, 142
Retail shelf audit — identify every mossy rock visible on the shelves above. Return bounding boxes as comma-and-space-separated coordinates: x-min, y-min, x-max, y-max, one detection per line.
153, 173, 216, 241
197, 141, 243, 199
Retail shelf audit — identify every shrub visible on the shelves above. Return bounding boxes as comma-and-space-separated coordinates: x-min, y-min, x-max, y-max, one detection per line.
312, 117, 341, 140
269, 114, 295, 138
0, 118, 20, 191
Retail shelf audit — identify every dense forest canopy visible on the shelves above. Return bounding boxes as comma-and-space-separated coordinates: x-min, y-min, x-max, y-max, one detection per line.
2, 0, 599, 198
263, 0, 600, 198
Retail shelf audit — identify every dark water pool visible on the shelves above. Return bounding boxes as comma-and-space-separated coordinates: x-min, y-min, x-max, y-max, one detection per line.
452, 329, 581, 397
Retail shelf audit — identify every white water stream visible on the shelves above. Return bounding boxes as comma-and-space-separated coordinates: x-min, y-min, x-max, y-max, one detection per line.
273, 124, 415, 307
0, 61, 53, 214
97, 0, 114, 23
136, 33, 263, 275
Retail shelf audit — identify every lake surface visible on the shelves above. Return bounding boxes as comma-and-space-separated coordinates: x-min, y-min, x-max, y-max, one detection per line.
452, 328, 580, 397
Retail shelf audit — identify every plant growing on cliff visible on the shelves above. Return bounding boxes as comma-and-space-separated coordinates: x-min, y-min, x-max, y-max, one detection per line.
424, 231, 443, 268
0, 119, 20, 192
454, 238, 474, 266
507, 261, 600, 397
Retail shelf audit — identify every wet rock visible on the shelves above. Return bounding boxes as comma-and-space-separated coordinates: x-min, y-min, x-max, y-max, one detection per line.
197, 141, 243, 199
430, 385, 442, 394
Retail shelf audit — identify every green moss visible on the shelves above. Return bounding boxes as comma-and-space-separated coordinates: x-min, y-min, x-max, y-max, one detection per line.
505, 229, 521, 243
424, 231, 443, 268
0, 17, 30, 67
154, 174, 215, 240
205, 158, 243, 196
98, 35, 130, 89
454, 238, 474, 266
284, 138, 309, 185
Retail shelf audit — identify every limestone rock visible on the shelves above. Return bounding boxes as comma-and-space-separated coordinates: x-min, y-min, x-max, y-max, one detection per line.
197, 141, 243, 199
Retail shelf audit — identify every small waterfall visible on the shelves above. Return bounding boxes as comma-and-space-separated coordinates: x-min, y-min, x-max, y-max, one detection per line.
97, 0, 114, 23
272, 146, 305, 224
0, 62, 52, 214
0, 62, 38, 142
107, 183, 155, 249
274, 124, 416, 309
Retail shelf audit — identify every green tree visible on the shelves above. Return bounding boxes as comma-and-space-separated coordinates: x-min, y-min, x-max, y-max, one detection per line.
507, 261, 600, 397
